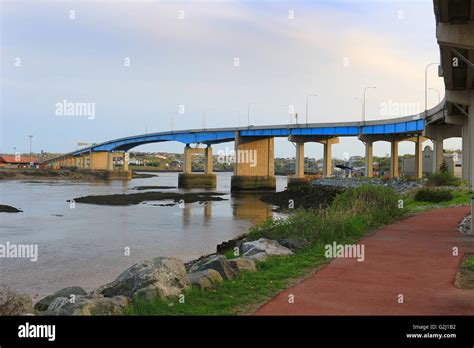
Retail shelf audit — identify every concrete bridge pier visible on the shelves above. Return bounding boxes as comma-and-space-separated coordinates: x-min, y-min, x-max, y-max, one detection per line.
286, 136, 338, 187
178, 145, 216, 188
364, 141, 374, 178
360, 135, 425, 179
413, 136, 426, 180
390, 140, 399, 178
423, 124, 462, 173
321, 138, 338, 178
231, 133, 276, 191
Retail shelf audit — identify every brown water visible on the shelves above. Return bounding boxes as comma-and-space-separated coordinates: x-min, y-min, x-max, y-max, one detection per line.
0, 172, 286, 299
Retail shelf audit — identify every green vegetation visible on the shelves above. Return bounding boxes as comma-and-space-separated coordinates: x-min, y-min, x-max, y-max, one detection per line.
414, 188, 454, 203
127, 185, 404, 315
404, 189, 472, 212
465, 255, 474, 272
126, 184, 472, 316
426, 160, 461, 187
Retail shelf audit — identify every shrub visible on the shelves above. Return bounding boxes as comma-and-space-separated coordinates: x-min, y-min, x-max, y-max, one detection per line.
414, 188, 454, 203
247, 185, 403, 244
426, 163, 460, 187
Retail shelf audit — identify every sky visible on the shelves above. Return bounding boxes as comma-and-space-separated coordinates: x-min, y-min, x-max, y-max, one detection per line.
0, 0, 460, 159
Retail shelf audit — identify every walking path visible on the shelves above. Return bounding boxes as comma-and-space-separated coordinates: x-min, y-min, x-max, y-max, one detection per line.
255, 206, 474, 315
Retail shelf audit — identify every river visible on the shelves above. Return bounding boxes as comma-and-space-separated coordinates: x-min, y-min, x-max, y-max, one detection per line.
0, 172, 287, 299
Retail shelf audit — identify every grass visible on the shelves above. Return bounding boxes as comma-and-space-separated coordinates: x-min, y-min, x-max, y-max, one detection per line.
126, 184, 472, 316
127, 185, 406, 315
403, 189, 472, 213
414, 188, 454, 203
465, 255, 474, 272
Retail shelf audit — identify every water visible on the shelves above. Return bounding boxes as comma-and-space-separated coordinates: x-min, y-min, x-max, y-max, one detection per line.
0, 172, 287, 299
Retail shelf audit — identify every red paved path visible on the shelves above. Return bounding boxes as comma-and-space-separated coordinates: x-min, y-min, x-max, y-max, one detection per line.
255, 206, 474, 315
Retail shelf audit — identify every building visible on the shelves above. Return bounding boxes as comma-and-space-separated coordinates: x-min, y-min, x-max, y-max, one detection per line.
402, 146, 462, 178
0, 155, 40, 168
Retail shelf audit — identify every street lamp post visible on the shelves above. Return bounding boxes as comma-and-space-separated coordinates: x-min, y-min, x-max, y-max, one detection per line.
247, 102, 258, 127
425, 62, 439, 115
305, 93, 317, 125
28, 135, 33, 157
363, 86, 376, 123
428, 87, 441, 104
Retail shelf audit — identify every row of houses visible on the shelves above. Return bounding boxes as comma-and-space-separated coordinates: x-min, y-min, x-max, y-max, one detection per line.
0, 155, 40, 168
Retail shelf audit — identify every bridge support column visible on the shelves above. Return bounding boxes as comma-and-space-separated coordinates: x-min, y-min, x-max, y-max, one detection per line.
295, 142, 305, 178
321, 138, 338, 178
390, 141, 399, 178
414, 136, 424, 180
178, 145, 216, 188
205, 145, 213, 174
231, 133, 275, 191
365, 141, 374, 178
433, 138, 444, 173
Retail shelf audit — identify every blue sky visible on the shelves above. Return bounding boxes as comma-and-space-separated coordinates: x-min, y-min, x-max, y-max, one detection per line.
0, 0, 458, 159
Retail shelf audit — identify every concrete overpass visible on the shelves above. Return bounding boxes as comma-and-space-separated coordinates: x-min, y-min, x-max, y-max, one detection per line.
42, 105, 445, 190
43, 0, 474, 191
427, 0, 474, 189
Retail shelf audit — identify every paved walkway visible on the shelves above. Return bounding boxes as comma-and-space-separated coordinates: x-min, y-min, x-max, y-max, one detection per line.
255, 206, 474, 315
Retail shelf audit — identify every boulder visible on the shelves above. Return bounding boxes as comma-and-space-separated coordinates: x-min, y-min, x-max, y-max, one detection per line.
188, 254, 236, 280
0, 287, 34, 315
228, 258, 257, 273
278, 238, 309, 251
187, 269, 223, 289
243, 251, 268, 262
34, 286, 87, 312
242, 238, 293, 257
96, 257, 189, 301
44, 295, 130, 316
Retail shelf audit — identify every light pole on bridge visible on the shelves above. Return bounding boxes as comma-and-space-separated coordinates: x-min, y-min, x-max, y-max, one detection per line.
424, 62, 439, 116
428, 87, 441, 104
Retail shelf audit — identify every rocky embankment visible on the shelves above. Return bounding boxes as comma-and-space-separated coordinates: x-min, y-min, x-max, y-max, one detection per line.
73, 191, 227, 206
260, 185, 343, 211
0, 238, 297, 315
312, 177, 422, 194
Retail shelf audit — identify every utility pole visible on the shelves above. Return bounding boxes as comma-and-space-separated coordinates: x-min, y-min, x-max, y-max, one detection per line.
363, 86, 376, 122
28, 135, 33, 157
425, 62, 439, 116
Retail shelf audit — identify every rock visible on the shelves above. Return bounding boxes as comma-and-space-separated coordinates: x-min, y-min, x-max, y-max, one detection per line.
96, 257, 189, 301
244, 251, 268, 262
459, 214, 472, 235
34, 286, 87, 312
242, 238, 293, 257
228, 258, 257, 273
187, 269, 223, 289
0, 287, 34, 315
216, 237, 248, 254
278, 238, 309, 251
44, 295, 130, 315
188, 254, 236, 280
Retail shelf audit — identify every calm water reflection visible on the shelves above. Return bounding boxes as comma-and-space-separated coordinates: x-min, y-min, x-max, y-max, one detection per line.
0, 172, 286, 298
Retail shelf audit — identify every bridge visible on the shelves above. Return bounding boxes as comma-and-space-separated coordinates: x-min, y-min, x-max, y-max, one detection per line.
43, 0, 474, 191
